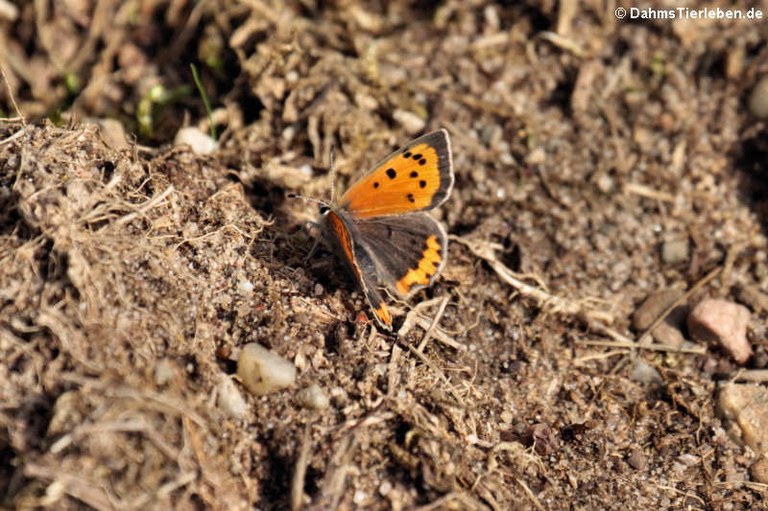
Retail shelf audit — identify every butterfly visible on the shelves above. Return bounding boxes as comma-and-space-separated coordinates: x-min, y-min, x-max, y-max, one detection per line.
313, 129, 454, 330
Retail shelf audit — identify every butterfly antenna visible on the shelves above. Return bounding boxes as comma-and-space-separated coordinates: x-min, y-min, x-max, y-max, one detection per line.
286, 192, 329, 208
329, 143, 337, 203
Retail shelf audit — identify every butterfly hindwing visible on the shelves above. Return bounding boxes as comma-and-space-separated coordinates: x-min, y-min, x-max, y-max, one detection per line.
352, 212, 447, 297
339, 130, 453, 218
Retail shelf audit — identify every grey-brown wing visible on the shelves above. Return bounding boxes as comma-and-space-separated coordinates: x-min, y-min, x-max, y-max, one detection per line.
353, 213, 448, 298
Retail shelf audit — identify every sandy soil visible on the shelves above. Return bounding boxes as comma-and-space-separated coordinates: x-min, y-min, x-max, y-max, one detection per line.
1, 1, 767, 510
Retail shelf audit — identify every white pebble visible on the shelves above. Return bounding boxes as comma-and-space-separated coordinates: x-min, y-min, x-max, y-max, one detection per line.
238, 279, 254, 293
661, 239, 689, 265
174, 126, 217, 155
749, 75, 768, 119
392, 109, 426, 134
154, 359, 175, 386
298, 383, 330, 410
237, 343, 297, 395
217, 375, 248, 419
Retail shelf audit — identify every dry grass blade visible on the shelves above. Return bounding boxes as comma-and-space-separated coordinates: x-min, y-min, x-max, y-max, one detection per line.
452, 235, 614, 325
575, 338, 706, 355
291, 425, 312, 511
22, 463, 118, 510
398, 296, 465, 351
0, 64, 24, 123
414, 491, 491, 511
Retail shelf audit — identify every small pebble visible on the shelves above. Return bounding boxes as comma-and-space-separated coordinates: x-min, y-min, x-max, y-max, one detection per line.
218, 375, 248, 419
154, 358, 176, 386
174, 126, 218, 155
632, 289, 686, 348
526, 147, 546, 165
750, 456, 768, 484
717, 383, 768, 453
378, 480, 392, 497
688, 299, 752, 364
297, 383, 330, 410
677, 453, 700, 466
661, 238, 690, 265
595, 172, 614, 194
238, 279, 254, 293
634, 290, 684, 329
748, 75, 768, 119
392, 109, 425, 134
89, 118, 129, 151
627, 448, 647, 470
237, 343, 296, 396
353, 490, 367, 505
630, 359, 662, 384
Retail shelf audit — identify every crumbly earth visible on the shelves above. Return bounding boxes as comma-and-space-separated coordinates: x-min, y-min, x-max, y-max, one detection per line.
1, 1, 767, 510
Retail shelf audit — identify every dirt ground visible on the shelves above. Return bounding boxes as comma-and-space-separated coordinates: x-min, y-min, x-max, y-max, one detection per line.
2, 1, 768, 510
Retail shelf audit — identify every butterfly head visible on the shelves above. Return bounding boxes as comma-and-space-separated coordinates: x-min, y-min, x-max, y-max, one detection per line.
288, 192, 332, 213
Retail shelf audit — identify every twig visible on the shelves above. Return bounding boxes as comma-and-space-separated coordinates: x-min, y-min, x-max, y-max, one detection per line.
417, 296, 450, 353
400, 342, 467, 406
726, 369, 768, 383
411, 315, 465, 351
387, 343, 402, 396
415, 492, 490, 511
573, 349, 627, 364
399, 296, 465, 351
128, 471, 196, 509
516, 478, 546, 511
575, 339, 706, 355
59, 374, 207, 426
0, 125, 27, 145
624, 182, 676, 203
115, 185, 175, 226
539, 31, 585, 57
291, 425, 312, 511
452, 236, 614, 325
0, 64, 24, 124
23, 463, 117, 510
49, 418, 180, 461
398, 296, 443, 336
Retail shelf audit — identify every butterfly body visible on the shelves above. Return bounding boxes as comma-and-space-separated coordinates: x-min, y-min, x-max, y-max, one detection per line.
319, 129, 453, 330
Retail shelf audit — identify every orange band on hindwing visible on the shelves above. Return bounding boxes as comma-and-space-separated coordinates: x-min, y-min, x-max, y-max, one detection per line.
395, 235, 443, 296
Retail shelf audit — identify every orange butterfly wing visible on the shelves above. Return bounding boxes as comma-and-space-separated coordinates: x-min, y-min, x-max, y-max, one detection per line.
338, 130, 453, 218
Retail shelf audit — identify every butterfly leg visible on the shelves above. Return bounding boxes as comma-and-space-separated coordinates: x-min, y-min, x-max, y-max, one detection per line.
300, 220, 323, 264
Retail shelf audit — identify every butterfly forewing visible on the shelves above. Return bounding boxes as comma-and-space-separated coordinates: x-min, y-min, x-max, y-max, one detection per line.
339, 130, 453, 218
